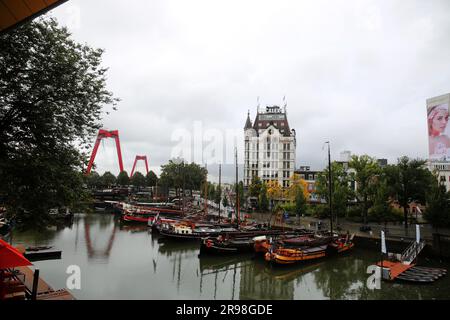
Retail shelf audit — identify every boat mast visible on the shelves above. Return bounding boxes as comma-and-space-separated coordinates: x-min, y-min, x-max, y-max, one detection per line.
235, 147, 240, 227
182, 160, 185, 213
218, 163, 221, 223
326, 141, 333, 235
204, 163, 208, 216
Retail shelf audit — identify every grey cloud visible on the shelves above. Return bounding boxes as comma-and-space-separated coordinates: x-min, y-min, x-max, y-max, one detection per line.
50, 0, 450, 181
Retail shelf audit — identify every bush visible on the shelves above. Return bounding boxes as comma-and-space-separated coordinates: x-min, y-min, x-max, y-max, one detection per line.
279, 202, 296, 215
347, 205, 361, 217
308, 204, 329, 219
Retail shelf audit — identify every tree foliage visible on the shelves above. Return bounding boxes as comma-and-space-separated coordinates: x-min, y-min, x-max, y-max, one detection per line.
259, 182, 269, 211
349, 155, 380, 224
369, 176, 401, 222
159, 160, 207, 195
384, 157, 433, 228
0, 18, 117, 224
85, 171, 102, 189
117, 171, 130, 186
316, 162, 353, 218
425, 179, 450, 229
285, 173, 310, 201
130, 172, 146, 188
101, 171, 116, 187
145, 171, 158, 187
267, 180, 282, 202
248, 176, 262, 198
294, 184, 308, 216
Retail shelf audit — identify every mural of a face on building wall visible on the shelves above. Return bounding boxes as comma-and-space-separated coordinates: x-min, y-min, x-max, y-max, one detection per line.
428, 103, 450, 161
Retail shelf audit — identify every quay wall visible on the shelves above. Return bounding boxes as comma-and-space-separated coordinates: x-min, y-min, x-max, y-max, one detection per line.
262, 222, 450, 261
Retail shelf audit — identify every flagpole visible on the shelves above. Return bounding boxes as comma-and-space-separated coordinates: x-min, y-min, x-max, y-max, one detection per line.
381, 229, 386, 284
416, 224, 420, 265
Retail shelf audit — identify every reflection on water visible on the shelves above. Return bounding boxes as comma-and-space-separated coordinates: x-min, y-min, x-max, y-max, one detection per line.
10, 213, 450, 300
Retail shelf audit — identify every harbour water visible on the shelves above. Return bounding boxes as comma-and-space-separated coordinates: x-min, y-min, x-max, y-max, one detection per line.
10, 213, 450, 300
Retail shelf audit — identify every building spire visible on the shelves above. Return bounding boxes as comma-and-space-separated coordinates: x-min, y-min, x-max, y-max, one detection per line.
257, 96, 261, 113
244, 109, 252, 130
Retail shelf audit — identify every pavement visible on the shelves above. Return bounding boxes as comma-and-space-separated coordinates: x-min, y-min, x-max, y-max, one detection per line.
247, 212, 449, 241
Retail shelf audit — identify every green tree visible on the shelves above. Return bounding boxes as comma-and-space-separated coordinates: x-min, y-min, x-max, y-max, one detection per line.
349, 155, 380, 224
208, 183, 216, 201
384, 157, 433, 230
184, 163, 207, 193
316, 162, 353, 218
295, 186, 308, 216
85, 171, 102, 189
117, 171, 130, 186
424, 179, 450, 229
259, 182, 269, 212
369, 176, 397, 223
0, 18, 117, 225
248, 176, 262, 198
101, 171, 116, 187
145, 171, 158, 187
159, 160, 207, 196
130, 172, 146, 188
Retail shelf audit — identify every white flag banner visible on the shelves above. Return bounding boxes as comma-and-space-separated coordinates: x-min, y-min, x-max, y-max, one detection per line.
381, 230, 387, 254
416, 224, 420, 244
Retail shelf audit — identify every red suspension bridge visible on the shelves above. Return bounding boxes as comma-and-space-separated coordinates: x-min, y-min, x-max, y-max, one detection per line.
85, 129, 149, 176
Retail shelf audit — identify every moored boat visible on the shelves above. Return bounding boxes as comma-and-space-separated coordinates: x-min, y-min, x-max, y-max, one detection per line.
265, 244, 328, 265
326, 234, 355, 255
159, 222, 238, 240
254, 233, 328, 255
121, 211, 155, 224
200, 230, 309, 255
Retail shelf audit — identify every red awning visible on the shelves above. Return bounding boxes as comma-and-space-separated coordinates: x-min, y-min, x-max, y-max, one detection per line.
0, 238, 32, 269
0, 0, 68, 35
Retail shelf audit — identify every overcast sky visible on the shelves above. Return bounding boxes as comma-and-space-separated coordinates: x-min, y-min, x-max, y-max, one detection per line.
50, 0, 450, 183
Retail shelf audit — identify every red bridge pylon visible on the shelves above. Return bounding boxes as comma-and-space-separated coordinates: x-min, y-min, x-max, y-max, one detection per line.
86, 129, 124, 174
130, 155, 149, 177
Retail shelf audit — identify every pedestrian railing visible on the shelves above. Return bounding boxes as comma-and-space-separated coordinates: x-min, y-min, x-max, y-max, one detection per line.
401, 240, 426, 265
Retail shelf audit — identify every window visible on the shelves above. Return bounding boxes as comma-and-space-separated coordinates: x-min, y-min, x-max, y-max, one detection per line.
440, 176, 446, 182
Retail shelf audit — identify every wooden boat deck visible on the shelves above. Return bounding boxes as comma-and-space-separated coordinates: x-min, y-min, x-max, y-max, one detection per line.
376, 260, 447, 282
15, 266, 53, 295
36, 289, 76, 300
14, 266, 76, 300
377, 260, 413, 279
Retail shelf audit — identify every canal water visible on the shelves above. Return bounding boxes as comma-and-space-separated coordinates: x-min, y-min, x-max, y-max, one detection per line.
10, 213, 450, 300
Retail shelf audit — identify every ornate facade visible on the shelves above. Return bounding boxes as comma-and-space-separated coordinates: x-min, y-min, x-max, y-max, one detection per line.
244, 105, 296, 188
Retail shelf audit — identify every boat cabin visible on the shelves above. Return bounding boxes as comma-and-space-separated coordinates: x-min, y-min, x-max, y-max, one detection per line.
173, 225, 193, 235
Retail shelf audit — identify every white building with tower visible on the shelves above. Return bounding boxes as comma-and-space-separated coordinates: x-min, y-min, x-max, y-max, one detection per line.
244, 105, 296, 188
